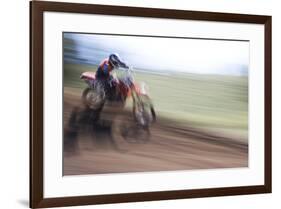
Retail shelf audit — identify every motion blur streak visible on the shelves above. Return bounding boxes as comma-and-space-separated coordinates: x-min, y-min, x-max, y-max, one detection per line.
63, 33, 248, 175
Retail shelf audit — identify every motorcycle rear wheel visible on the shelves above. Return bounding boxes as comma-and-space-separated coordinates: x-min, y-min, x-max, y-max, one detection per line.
82, 87, 105, 110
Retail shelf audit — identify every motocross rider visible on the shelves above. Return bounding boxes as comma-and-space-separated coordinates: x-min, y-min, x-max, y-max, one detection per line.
95, 53, 129, 97
96, 53, 128, 80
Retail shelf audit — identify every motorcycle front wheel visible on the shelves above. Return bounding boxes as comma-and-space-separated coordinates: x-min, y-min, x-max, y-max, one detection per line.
133, 95, 156, 128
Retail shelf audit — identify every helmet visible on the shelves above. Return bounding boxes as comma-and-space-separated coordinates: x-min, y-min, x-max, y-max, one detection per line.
109, 53, 121, 68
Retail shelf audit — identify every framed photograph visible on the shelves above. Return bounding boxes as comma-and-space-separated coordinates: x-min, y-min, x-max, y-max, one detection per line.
30, 1, 272, 208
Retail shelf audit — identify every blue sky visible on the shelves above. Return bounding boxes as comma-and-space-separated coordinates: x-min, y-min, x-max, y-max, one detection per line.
64, 33, 249, 76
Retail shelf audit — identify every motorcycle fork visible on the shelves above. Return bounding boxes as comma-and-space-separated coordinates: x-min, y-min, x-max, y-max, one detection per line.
132, 92, 144, 114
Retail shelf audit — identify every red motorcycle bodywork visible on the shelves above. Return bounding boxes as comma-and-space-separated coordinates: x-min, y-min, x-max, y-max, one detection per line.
80, 72, 146, 100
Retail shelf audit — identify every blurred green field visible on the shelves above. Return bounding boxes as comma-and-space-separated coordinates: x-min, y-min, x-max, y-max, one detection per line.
64, 63, 248, 137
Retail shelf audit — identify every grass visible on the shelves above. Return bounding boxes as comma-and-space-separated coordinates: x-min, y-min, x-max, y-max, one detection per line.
64, 63, 248, 134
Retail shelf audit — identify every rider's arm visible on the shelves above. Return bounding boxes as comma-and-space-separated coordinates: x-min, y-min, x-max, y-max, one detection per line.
118, 60, 129, 69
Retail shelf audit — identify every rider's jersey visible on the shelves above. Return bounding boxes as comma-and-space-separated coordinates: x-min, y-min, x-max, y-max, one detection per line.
96, 58, 113, 79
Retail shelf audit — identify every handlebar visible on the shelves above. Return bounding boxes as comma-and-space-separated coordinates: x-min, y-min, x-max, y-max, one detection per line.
117, 66, 135, 87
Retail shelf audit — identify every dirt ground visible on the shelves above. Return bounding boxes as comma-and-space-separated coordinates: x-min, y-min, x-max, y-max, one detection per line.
63, 88, 248, 175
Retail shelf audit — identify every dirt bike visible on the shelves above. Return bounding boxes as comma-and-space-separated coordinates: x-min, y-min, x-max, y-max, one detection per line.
80, 67, 156, 146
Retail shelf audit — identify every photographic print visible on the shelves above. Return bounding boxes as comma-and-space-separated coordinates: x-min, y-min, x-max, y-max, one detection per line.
63, 33, 249, 175
31, 2, 271, 207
